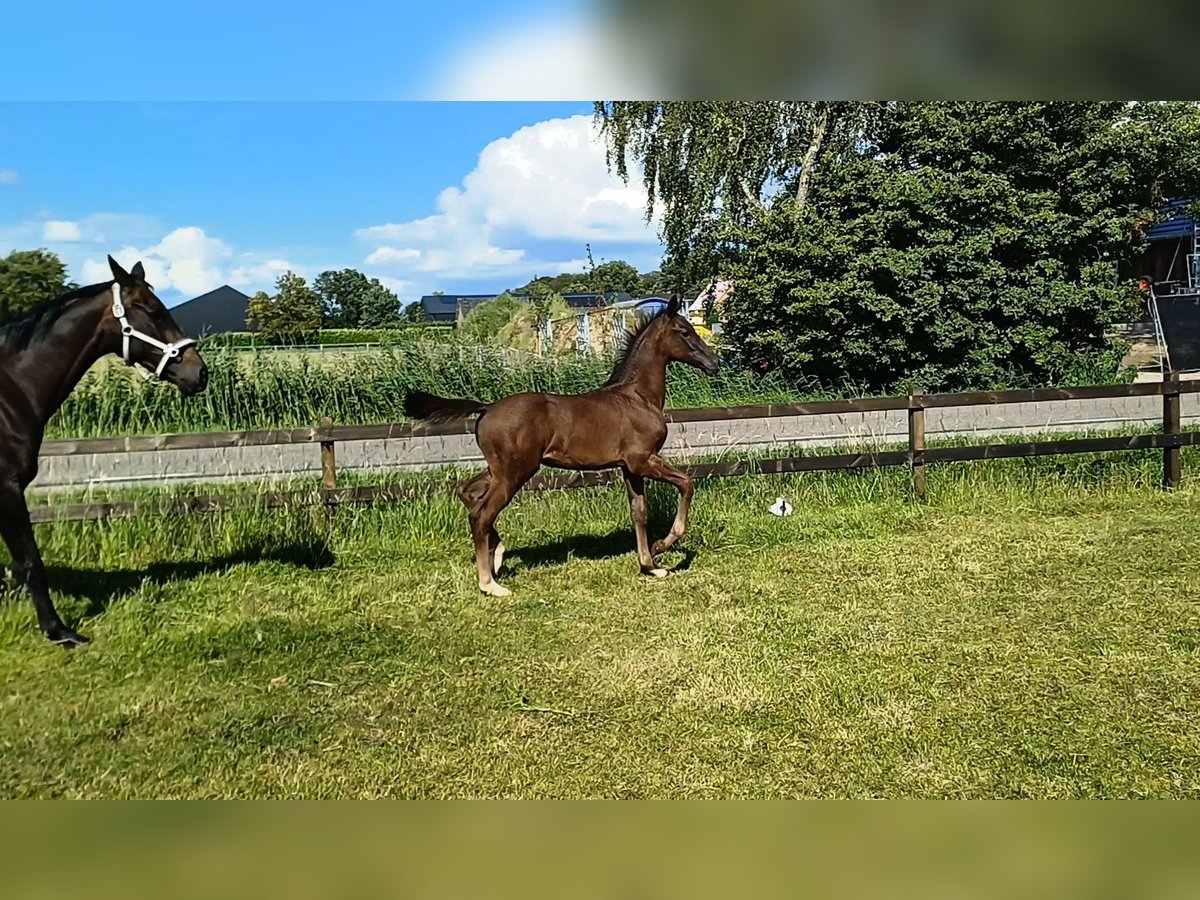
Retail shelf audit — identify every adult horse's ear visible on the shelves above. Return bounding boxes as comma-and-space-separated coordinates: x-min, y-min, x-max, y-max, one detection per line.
108, 254, 131, 285
667, 293, 681, 316
130, 261, 146, 281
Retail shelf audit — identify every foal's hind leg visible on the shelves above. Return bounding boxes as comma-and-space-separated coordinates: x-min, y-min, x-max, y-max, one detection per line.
457, 472, 505, 576
466, 469, 531, 596
489, 527, 505, 577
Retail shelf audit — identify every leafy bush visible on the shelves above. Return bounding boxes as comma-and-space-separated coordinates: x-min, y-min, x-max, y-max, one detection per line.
722, 102, 1200, 392
457, 293, 524, 345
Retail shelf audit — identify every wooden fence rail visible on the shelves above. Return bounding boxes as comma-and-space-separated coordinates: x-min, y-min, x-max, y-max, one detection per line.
28, 378, 1198, 524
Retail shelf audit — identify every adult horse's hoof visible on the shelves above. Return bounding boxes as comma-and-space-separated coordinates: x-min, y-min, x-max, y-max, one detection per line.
643, 567, 668, 578
46, 625, 89, 648
480, 581, 512, 598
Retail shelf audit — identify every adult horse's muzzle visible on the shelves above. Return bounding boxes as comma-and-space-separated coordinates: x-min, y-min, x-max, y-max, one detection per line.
162, 346, 209, 396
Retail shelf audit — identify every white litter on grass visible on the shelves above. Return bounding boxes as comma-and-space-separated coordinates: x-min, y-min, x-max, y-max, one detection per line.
769, 497, 793, 517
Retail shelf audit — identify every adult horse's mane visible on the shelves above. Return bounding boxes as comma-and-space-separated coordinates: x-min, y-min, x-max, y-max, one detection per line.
0, 282, 110, 351
604, 307, 669, 386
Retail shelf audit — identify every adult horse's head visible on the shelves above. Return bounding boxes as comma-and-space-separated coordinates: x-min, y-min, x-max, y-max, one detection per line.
659, 294, 719, 375
106, 255, 208, 396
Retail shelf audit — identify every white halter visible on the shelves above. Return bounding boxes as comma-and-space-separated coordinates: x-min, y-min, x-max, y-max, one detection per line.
111, 283, 196, 382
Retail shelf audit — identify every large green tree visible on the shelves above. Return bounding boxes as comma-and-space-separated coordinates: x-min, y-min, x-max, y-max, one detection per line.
514, 273, 592, 295
589, 259, 641, 294
458, 293, 523, 345
708, 102, 1200, 391
246, 271, 322, 342
314, 268, 401, 328
594, 101, 877, 281
515, 258, 647, 297
0, 249, 75, 319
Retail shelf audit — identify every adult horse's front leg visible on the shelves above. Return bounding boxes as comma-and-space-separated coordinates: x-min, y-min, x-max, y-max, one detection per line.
633, 454, 695, 559
622, 470, 665, 577
0, 482, 88, 647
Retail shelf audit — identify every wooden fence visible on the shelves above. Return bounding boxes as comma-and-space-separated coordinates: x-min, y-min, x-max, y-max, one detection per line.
29, 375, 1200, 525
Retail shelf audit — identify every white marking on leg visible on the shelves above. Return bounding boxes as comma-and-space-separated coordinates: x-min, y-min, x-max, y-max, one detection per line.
492, 541, 506, 575
480, 580, 512, 597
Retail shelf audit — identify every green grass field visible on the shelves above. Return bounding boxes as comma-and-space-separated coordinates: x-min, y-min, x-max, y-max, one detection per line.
2, 453, 1199, 797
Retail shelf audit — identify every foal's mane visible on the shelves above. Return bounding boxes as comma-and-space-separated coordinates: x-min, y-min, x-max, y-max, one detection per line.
603, 307, 669, 386
0, 281, 110, 351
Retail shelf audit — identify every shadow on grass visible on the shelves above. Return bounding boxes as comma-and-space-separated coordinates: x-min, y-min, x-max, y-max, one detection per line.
41, 535, 336, 617
506, 528, 697, 574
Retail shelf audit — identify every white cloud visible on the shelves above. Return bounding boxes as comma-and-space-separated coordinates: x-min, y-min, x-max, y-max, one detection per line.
81, 226, 233, 297
0, 169, 19, 186
374, 276, 414, 296
2, 212, 163, 256
365, 246, 422, 266
228, 258, 299, 290
356, 114, 662, 292
42, 220, 84, 242
421, 16, 654, 101
2, 210, 309, 302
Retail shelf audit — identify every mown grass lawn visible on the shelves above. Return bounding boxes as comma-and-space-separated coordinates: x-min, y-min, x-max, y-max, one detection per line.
2, 453, 1199, 797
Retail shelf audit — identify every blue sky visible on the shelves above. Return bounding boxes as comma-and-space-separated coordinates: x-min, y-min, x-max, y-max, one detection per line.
0, 1, 593, 100
0, 102, 665, 306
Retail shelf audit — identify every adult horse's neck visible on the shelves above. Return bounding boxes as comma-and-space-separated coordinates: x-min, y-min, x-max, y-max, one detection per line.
611, 319, 670, 409
0, 287, 116, 429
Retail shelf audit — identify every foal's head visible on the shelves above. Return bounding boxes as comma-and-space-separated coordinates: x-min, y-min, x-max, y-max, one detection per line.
106, 255, 209, 396
655, 294, 719, 375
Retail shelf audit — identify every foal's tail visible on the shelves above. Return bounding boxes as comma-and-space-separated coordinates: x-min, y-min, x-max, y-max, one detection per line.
403, 390, 489, 425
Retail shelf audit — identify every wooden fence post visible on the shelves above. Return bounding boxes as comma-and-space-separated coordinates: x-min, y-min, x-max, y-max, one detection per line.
1163, 371, 1181, 491
319, 415, 337, 509
908, 388, 926, 501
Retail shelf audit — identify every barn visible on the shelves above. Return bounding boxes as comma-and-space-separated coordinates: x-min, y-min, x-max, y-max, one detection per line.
169, 285, 254, 337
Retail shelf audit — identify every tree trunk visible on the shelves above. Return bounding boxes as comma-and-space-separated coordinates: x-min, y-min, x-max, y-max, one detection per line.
795, 105, 831, 212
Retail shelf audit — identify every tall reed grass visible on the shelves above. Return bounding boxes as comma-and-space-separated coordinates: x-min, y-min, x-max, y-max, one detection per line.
47, 342, 823, 439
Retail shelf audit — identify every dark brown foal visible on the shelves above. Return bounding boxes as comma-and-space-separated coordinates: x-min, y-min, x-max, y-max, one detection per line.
404, 295, 719, 596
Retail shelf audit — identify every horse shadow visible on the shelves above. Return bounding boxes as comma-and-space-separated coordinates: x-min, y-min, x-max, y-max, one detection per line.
506, 487, 698, 574
38, 536, 336, 617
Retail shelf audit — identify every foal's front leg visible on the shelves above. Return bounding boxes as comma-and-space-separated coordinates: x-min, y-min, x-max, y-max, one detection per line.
622, 470, 665, 577
633, 454, 695, 558
0, 482, 88, 646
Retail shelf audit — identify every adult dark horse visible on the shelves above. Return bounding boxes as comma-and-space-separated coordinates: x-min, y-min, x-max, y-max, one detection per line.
0, 256, 208, 646
404, 295, 719, 597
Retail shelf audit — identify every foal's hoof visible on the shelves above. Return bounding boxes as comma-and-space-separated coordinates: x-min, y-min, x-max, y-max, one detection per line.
46, 626, 89, 648
643, 567, 669, 578
480, 581, 512, 598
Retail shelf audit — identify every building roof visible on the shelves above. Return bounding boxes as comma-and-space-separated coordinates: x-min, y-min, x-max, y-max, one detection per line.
418, 294, 495, 321
418, 291, 634, 322
1147, 199, 1197, 242
169, 285, 253, 336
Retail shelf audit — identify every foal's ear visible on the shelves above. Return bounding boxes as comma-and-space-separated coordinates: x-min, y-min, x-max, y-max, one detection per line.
130, 261, 146, 281
667, 293, 681, 316
108, 254, 131, 285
